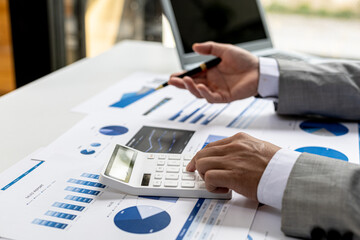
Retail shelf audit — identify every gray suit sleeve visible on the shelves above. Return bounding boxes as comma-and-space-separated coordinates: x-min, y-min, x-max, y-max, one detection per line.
281, 153, 360, 239
276, 60, 360, 120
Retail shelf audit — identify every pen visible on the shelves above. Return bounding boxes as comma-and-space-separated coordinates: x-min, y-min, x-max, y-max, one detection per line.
155, 57, 222, 90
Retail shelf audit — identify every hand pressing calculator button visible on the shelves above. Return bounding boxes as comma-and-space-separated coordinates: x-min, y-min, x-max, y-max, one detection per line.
100, 144, 232, 199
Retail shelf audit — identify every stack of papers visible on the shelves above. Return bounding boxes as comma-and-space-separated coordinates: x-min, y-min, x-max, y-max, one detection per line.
1, 72, 359, 240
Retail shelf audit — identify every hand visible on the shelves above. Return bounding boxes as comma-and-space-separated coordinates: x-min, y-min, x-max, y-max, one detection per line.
186, 133, 281, 201
169, 41, 259, 103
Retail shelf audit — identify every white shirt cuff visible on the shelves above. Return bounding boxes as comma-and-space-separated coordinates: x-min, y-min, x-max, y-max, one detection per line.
257, 57, 280, 98
257, 148, 301, 209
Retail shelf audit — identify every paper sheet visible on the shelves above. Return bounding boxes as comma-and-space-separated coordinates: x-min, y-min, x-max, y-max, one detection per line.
247, 205, 294, 240
72, 72, 169, 114
0, 152, 257, 240
72, 72, 261, 129
2, 72, 360, 240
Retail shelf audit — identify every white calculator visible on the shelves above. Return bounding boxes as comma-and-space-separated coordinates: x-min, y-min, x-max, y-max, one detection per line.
100, 144, 232, 199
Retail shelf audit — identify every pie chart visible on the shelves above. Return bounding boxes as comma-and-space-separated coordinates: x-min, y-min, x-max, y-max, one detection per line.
114, 205, 171, 234
99, 126, 128, 136
299, 120, 348, 136
80, 149, 95, 155
90, 143, 101, 147
295, 146, 348, 161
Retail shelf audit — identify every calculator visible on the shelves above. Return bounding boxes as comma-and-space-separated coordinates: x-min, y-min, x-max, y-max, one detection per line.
100, 144, 232, 199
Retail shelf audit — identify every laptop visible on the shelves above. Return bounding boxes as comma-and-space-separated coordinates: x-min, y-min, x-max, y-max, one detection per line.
161, 0, 313, 70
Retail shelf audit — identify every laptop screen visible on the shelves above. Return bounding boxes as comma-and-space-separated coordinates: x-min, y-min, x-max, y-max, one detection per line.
170, 0, 267, 54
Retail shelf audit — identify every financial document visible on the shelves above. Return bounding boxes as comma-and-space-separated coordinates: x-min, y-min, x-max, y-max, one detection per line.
1, 72, 359, 240
0, 151, 257, 240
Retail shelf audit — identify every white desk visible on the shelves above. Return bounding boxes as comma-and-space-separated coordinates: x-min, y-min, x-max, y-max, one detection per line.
0, 40, 181, 173
1, 40, 357, 240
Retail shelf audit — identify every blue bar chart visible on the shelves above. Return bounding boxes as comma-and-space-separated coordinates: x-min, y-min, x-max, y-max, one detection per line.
32, 219, 68, 230
168, 98, 230, 125
32, 172, 106, 231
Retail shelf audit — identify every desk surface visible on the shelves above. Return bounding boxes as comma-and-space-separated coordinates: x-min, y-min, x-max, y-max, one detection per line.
0, 40, 181, 173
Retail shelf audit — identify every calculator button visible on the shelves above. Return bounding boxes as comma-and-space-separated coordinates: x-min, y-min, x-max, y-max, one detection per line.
166, 167, 180, 173
164, 181, 178, 187
154, 173, 163, 179
165, 173, 179, 180
157, 160, 165, 166
153, 180, 162, 187
181, 181, 195, 188
198, 182, 206, 189
156, 166, 164, 172
147, 154, 155, 159
183, 161, 190, 167
168, 154, 181, 160
167, 160, 180, 166
182, 167, 189, 173
158, 154, 166, 159
183, 155, 193, 160
182, 174, 195, 181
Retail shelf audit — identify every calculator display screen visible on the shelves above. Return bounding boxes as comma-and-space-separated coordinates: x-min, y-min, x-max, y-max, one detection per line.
105, 145, 136, 183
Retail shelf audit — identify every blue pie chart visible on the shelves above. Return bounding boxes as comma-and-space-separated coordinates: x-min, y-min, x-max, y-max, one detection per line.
81, 149, 95, 155
295, 146, 348, 161
90, 143, 101, 147
99, 126, 128, 136
114, 205, 171, 234
300, 121, 348, 136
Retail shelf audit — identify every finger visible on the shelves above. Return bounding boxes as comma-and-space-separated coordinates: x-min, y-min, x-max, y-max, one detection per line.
195, 156, 229, 176
204, 169, 232, 193
197, 84, 226, 103
182, 76, 203, 98
193, 41, 226, 57
204, 136, 234, 149
187, 151, 226, 172
193, 144, 228, 161
189, 74, 207, 85
187, 135, 238, 172
186, 158, 196, 172
168, 77, 186, 89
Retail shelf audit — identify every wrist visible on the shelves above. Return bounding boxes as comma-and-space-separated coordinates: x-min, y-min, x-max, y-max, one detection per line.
257, 149, 300, 209
257, 57, 280, 98
255, 57, 260, 92
250, 57, 260, 97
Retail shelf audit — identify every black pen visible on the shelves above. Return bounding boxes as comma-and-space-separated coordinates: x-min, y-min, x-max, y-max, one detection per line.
155, 57, 222, 90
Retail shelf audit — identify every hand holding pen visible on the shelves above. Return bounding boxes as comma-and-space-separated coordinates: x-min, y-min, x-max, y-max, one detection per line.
165, 42, 260, 104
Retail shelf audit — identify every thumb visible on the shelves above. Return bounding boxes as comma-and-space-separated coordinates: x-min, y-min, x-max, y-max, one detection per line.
193, 41, 226, 57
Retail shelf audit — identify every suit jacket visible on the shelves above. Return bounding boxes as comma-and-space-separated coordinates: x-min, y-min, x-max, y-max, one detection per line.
276, 59, 360, 120
276, 60, 360, 239
282, 153, 360, 239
